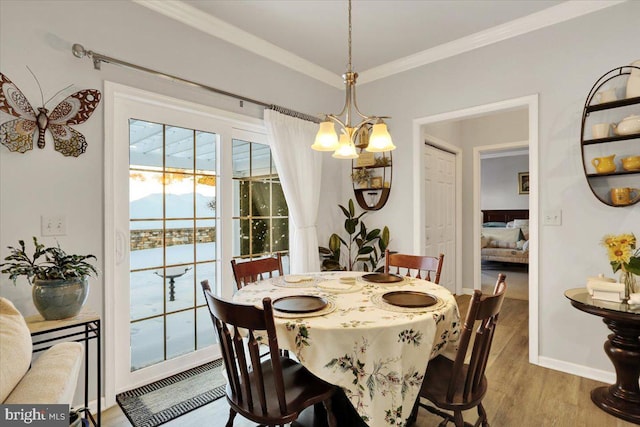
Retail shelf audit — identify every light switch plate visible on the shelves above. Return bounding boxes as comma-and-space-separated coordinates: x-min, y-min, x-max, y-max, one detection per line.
41, 215, 66, 236
543, 209, 562, 226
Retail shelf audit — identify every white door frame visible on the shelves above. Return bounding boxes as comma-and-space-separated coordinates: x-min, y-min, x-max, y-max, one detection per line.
412, 94, 539, 365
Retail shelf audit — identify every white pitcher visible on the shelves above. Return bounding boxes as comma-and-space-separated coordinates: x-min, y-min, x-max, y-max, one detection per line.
627, 59, 640, 99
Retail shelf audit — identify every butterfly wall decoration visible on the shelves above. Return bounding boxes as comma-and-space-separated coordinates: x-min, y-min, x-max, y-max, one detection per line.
0, 72, 101, 157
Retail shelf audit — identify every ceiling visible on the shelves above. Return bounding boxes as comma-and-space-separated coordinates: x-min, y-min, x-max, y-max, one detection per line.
135, 0, 623, 87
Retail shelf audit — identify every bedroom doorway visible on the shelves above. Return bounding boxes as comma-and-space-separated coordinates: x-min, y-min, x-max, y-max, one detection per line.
479, 149, 529, 301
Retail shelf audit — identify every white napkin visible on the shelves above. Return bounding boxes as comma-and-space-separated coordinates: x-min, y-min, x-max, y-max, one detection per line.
629, 293, 640, 305
586, 279, 622, 295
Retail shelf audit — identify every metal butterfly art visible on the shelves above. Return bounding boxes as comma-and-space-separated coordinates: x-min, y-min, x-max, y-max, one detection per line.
0, 72, 101, 157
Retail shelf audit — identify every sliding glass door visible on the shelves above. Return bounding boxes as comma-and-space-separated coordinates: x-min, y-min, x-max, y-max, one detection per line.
107, 84, 286, 395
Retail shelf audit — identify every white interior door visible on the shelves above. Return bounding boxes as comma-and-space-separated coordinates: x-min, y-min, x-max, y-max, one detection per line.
424, 144, 456, 292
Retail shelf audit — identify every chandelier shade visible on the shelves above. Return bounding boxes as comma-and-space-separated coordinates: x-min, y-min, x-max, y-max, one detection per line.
332, 133, 358, 159
366, 122, 396, 152
311, 119, 339, 151
312, 0, 394, 158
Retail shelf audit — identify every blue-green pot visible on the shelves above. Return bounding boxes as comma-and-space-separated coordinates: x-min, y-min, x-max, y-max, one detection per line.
32, 277, 89, 320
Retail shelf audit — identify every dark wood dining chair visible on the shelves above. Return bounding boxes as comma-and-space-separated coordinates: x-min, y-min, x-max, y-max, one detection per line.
417, 273, 507, 427
384, 249, 445, 284
230, 253, 283, 290
200, 280, 337, 427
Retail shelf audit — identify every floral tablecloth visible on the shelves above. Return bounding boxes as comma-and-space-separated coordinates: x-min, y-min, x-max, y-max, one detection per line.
233, 272, 460, 427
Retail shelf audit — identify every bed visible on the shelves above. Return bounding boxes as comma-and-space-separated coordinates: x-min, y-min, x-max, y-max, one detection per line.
481, 209, 529, 265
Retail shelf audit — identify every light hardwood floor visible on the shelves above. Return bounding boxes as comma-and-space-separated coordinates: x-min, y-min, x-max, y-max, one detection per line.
481, 263, 528, 301
102, 296, 635, 426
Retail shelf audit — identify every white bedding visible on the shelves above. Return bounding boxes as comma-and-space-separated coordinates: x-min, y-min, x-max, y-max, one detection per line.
481, 227, 529, 264
481, 227, 523, 243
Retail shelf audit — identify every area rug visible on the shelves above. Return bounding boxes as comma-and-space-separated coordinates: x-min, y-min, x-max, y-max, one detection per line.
116, 359, 226, 427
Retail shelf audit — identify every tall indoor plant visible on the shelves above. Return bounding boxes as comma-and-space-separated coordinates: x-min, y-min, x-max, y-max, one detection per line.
319, 199, 390, 271
1, 237, 98, 320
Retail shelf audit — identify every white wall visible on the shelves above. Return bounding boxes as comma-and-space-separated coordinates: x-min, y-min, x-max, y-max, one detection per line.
353, 0, 640, 376
481, 155, 529, 210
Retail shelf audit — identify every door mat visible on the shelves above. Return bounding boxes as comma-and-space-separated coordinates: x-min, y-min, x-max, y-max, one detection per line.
116, 359, 226, 427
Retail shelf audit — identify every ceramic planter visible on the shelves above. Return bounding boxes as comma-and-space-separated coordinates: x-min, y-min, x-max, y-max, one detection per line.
32, 276, 89, 320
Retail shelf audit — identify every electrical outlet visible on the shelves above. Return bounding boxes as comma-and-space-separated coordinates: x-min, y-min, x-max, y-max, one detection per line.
41, 215, 66, 236
543, 209, 562, 226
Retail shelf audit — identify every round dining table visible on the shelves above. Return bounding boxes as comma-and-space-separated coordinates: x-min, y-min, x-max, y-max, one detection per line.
233, 271, 461, 427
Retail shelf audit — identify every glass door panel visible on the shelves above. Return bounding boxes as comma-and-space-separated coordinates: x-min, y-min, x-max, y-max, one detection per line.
231, 139, 289, 265
128, 119, 218, 374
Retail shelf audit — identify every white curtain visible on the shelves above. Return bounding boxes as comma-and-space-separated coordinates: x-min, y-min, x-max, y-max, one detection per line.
264, 109, 323, 273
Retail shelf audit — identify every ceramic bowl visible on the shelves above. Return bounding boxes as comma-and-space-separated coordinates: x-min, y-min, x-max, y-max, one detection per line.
613, 115, 640, 135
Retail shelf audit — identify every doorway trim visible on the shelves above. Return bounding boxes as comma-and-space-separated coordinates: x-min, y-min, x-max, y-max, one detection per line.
412, 94, 539, 365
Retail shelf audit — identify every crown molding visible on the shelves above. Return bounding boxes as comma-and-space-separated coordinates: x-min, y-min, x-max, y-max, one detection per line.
134, 0, 625, 88
132, 0, 344, 89
359, 0, 627, 84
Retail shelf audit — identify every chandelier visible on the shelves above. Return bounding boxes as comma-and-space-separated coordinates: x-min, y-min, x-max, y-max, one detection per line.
311, 0, 395, 159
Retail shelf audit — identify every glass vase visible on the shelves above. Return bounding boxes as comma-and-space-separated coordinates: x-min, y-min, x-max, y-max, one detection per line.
620, 269, 637, 303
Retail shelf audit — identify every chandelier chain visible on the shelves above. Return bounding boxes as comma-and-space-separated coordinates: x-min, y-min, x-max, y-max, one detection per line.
348, 0, 352, 72
311, 0, 395, 157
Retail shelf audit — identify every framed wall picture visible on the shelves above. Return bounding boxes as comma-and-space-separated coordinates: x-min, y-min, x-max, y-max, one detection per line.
370, 176, 383, 188
518, 172, 530, 194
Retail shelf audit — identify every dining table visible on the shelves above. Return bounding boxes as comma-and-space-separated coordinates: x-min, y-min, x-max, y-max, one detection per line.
232, 271, 461, 427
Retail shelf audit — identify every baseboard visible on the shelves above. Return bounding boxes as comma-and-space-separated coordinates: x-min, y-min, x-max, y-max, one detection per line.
537, 356, 615, 384
461, 287, 475, 295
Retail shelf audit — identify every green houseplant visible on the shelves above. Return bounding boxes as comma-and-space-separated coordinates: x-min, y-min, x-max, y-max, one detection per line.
319, 199, 390, 271
1, 237, 97, 320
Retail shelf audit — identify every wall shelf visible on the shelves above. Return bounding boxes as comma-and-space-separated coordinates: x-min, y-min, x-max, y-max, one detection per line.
350, 126, 393, 210
580, 64, 640, 207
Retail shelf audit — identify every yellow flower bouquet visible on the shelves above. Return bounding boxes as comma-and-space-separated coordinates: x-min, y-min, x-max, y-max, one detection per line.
601, 233, 640, 301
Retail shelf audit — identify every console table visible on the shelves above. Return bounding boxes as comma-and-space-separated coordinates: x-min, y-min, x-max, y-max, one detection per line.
25, 310, 101, 426
565, 288, 640, 424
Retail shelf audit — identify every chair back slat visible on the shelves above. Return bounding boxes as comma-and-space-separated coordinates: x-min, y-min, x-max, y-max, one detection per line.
200, 280, 288, 416
263, 298, 288, 413
232, 326, 254, 409
231, 254, 283, 290
470, 317, 497, 396
218, 312, 242, 401
384, 249, 444, 284
446, 274, 506, 402
246, 334, 267, 413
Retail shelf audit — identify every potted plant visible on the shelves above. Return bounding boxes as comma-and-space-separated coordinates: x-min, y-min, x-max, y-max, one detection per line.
1, 237, 97, 320
319, 199, 390, 271
351, 168, 372, 188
